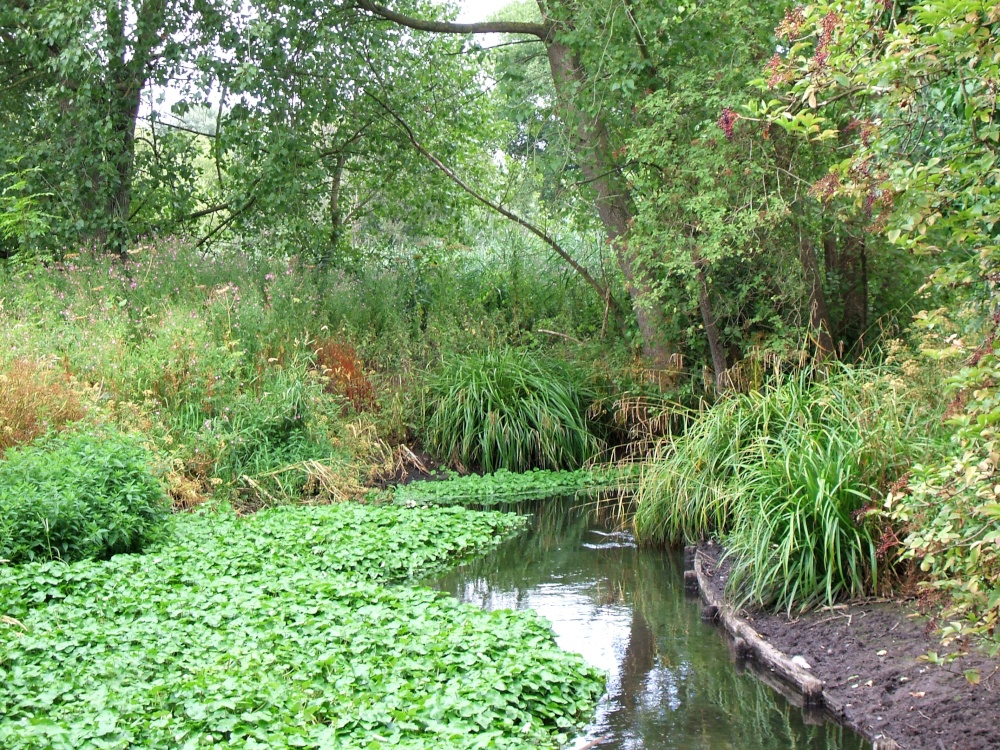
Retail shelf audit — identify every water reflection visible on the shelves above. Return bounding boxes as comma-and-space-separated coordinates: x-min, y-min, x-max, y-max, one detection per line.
433, 500, 865, 750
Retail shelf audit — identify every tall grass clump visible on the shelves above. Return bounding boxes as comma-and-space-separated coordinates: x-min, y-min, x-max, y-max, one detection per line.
422, 348, 604, 472
0, 429, 168, 564
634, 365, 937, 611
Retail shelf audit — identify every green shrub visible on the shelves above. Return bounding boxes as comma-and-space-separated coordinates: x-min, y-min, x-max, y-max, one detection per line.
634, 365, 936, 611
421, 348, 604, 473
0, 429, 168, 564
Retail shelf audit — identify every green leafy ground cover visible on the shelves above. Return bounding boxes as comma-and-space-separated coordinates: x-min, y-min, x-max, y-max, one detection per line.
0, 503, 604, 749
393, 468, 633, 508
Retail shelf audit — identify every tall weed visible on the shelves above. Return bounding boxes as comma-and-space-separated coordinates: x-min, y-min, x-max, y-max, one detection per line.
0, 358, 86, 455
0, 429, 168, 564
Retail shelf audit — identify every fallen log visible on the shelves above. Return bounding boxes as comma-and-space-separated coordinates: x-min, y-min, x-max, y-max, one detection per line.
693, 550, 825, 706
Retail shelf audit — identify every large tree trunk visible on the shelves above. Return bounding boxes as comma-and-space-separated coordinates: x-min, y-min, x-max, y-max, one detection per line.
100, 0, 163, 256
103, 82, 143, 257
544, 40, 676, 372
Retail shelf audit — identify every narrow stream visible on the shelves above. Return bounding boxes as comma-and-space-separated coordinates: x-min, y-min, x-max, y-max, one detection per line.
433, 499, 867, 750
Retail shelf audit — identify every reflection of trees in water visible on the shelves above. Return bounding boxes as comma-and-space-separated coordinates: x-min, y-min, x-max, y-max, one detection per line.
435, 499, 863, 750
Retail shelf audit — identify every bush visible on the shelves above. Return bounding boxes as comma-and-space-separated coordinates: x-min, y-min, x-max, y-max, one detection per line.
634, 365, 935, 611
0, 429, 168, 564
421, 349, 604, 473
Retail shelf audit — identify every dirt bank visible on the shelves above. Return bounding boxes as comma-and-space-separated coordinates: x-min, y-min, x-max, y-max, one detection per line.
695, 544, 1000, 750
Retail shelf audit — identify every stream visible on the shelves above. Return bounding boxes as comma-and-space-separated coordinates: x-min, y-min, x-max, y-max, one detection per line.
433, 499, 867, 750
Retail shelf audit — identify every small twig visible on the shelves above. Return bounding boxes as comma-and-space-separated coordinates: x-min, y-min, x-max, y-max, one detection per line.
806, 613, 855, 628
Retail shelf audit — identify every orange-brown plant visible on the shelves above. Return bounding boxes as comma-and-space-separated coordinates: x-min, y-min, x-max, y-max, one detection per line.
0, 358, 87, 455
314, 339, 377, 413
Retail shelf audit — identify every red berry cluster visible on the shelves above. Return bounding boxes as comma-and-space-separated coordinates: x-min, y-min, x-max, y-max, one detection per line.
814, 11, 840, 68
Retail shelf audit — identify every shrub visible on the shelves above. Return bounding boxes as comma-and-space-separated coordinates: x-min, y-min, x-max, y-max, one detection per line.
421, 348, 603, 473
0, 358, 86, 455
634, 365, 936, 611
185, 366, 345, 508
0, 429, 168, 564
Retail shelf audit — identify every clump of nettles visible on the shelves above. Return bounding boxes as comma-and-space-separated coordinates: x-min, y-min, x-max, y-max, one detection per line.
0, 429, 168, 564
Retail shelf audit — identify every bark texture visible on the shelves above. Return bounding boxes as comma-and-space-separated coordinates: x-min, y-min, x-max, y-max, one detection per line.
696, 262, 728, 392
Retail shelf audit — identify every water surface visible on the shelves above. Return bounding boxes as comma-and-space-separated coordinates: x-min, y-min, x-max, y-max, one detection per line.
434, 500, 866, 750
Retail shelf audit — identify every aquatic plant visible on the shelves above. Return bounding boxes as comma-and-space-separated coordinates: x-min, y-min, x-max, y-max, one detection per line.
394, 467, 635, 508
0, 504, 604, 749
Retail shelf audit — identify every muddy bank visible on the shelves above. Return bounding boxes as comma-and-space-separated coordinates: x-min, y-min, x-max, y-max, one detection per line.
694, 544, 1000, 750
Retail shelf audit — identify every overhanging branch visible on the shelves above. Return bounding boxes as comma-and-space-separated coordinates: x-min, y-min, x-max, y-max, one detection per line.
352, 0, 550, 40
365, 90, 622, 324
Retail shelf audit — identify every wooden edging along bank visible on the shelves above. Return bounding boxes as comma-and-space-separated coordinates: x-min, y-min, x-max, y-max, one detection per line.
684, 546, 900, 750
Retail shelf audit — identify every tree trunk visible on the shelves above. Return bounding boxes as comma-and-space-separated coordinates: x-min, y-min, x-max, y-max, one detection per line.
324, 152, 346, 267
696, 262, 728, 392
543, 39, 676, 372
799, 231, 836, 360
824, 229, 868, 354
100, 0, 163, 256
352, 1, 678, 373
103, 82, 143, 257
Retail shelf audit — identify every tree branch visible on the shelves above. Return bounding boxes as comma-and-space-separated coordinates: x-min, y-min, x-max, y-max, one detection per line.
365, 90, 622, 324
137, 115, 216, 138
195, 197, 256, 252
352, 0, 550, 40
177, 202, 231, 222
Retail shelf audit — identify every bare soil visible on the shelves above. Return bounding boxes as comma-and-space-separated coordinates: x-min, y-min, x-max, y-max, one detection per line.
697, 544, 1000, 750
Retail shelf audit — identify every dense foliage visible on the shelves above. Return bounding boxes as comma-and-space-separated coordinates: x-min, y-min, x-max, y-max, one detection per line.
0, 504, 605, 748
634, 365, 937, 611
2, 0, 999, 655
0, 429, 167, 565
744, 0, 1000, 635
0, 242, 612, 509
422, 349, 604, 473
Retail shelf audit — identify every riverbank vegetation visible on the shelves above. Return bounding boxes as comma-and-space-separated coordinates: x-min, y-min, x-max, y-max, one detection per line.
1, 0, 1000, 740
1, 505, 604, 748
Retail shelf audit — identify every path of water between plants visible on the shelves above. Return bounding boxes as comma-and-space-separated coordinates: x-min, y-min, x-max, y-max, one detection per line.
432, 499, 867, 750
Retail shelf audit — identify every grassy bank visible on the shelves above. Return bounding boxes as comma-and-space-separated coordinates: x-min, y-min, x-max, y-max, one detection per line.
0, 239, 626, 510
634, 363, 943, 613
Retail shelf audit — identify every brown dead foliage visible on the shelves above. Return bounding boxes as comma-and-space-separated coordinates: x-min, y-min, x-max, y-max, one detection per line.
0, 358, 87, 455
165, 462, 213, 510
314, 339, 377, 413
